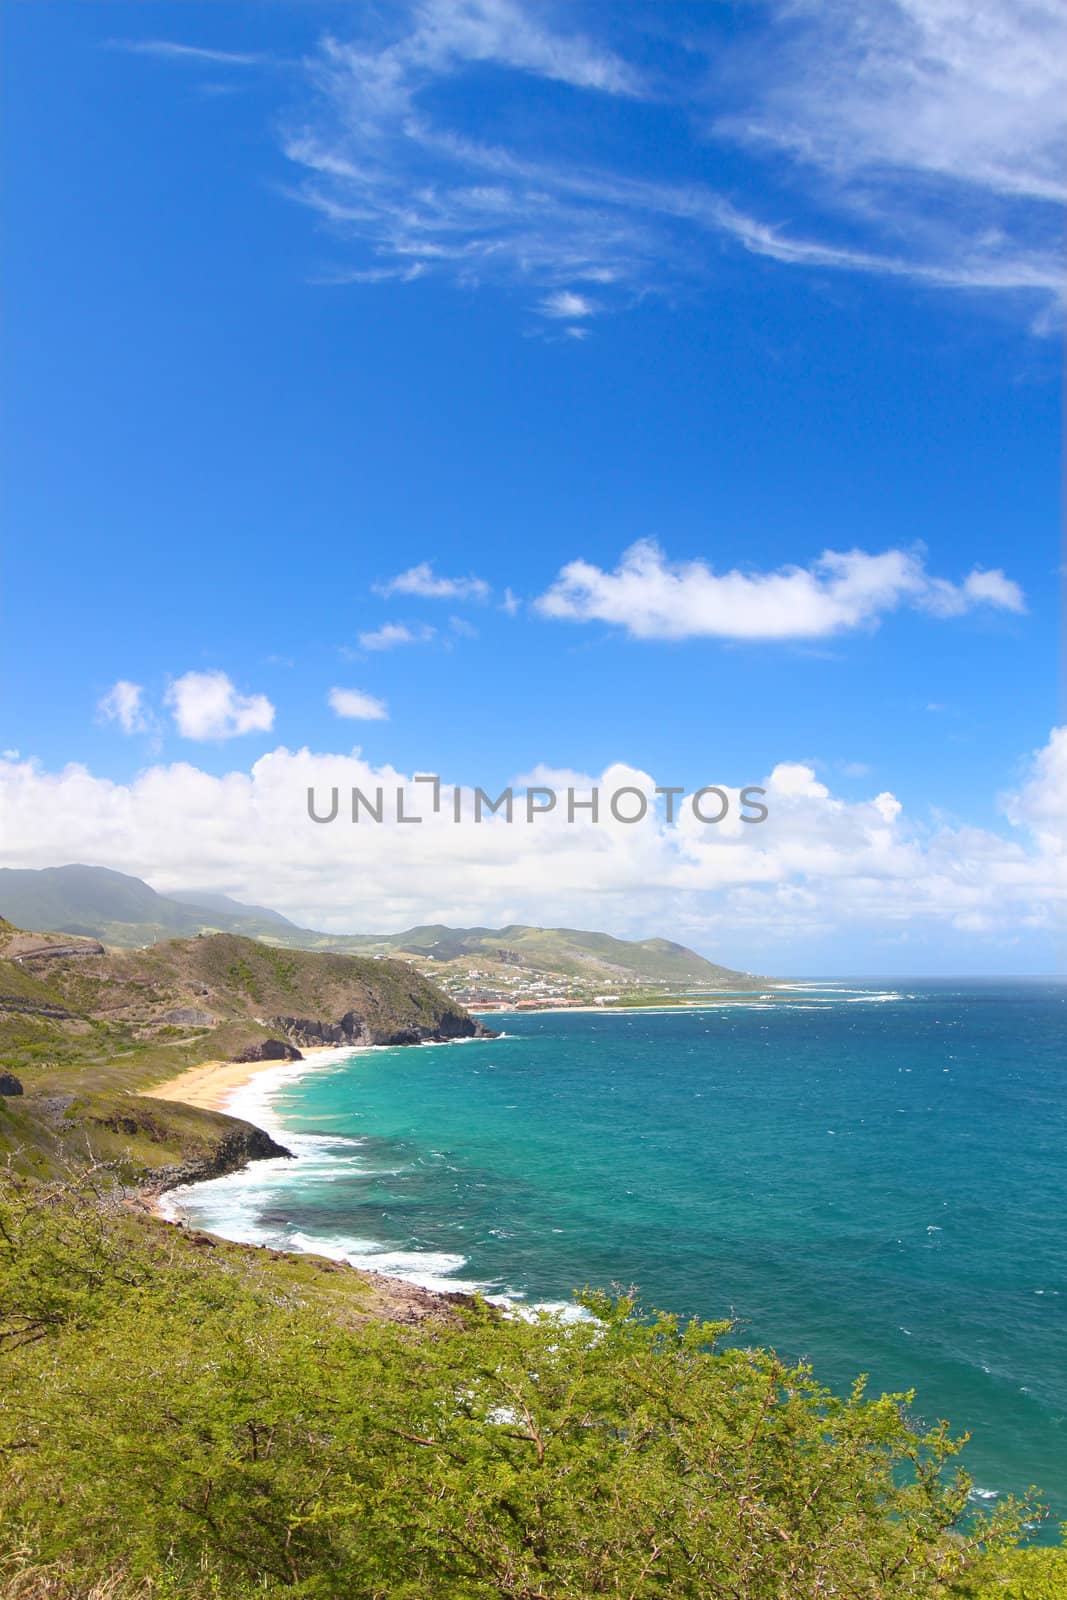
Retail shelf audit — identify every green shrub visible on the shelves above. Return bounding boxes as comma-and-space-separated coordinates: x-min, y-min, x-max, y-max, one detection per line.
0, 1176, 1053, 1599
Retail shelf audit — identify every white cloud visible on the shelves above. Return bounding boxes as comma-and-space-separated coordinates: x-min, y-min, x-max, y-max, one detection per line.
961, 568, 1028, 610
327, 687, 389, 721
357, 622, 436, 651
109, 39, 265, 67
268, 1, 1064, 329
164, 671, 275, 740
0, 730, 1062, 961
375, 563, 490, 601
704, 196, 1065, 301
500, 588, 522, 616
535, 539, 1025, 641
121, 3, 1064, 328
711, 1, 1066, 320
540, 290, 598, 319
1001, 724, 1067, 857
97, 680, 150, 734
718, 1, 1067, 206
401, 0, 641, 97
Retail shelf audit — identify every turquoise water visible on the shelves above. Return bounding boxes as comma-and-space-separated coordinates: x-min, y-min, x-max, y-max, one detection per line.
166, 981, 1066, 1527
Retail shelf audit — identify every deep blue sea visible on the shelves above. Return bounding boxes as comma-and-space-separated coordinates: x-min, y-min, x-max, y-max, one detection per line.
165, 980, 1066, 1529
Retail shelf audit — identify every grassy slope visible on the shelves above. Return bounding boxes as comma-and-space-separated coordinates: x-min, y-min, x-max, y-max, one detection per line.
330, 923, 762, 986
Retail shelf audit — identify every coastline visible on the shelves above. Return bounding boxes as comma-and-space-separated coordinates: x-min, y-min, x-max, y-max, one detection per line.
134, 993, 831, 1295
143, 1037, 504, 1300
479, 995, 784, 1018
142, 1042, 356, 1115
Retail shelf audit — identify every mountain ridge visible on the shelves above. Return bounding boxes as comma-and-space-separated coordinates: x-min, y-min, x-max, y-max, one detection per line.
0, 864, 763, 990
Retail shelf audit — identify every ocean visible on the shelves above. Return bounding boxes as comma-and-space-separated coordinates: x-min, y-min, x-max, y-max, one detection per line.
162, 980, 1066, 1529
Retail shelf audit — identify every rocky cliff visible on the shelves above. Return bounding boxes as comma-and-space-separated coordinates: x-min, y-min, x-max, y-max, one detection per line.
268, 1008, 493, 1049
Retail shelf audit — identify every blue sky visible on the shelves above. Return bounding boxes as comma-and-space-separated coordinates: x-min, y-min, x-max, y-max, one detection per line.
2, 1, 1064, 973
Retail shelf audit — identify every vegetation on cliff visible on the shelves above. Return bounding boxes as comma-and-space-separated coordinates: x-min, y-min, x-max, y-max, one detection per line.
1, 918, 1062, 1598
3, 1173, 1061, 1600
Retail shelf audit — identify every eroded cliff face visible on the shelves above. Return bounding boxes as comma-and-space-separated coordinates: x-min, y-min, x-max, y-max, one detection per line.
139, 1122, 293, 1194
266, 1009, 495, 1049
232, 1038, 304, 1064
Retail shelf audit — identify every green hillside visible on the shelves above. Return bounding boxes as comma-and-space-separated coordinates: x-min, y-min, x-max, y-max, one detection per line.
0, 864, 290, 946
0, 867, 763, 990
0, 922, 488, 1182
342, 923, 759, 987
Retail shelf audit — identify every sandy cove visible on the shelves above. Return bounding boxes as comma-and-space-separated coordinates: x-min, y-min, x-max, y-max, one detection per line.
142, 1043, 356, 1115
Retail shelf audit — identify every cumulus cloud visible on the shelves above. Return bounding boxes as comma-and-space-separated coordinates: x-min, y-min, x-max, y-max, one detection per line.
97, 680, 150, 734
375, 563, 491, 601
0, 730, 1062, 958
357, 622, 436, 651
534, 540, 1025, 641
164, 671, 275, 740
1001, 724, 1067, 856
327, 687, 388, 721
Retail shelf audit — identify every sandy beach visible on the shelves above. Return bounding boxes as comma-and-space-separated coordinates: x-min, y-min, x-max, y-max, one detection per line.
142, 1043, 350, 1114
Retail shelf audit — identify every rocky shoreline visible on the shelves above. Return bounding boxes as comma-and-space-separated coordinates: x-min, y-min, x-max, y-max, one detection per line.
135, 1115, 482, 1328
138, 1033, 494, 1327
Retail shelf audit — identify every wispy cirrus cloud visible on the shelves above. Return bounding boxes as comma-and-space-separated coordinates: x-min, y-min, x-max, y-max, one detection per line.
716, 0, 1067, 207
108, 39, 268, 67
540, 290, 599, 320
535, 540, 1025, 642
276, 0, 1064, 328
115, 0, 1065, 329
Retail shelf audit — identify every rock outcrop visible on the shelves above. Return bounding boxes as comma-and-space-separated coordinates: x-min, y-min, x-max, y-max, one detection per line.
8, 938, 106, 963
141, 1122, 293, 1194
0, 1072, 24, 1096
232, 1037, 303, 1064
160, 1006, 217, 1027
267, 1009, 494, 1049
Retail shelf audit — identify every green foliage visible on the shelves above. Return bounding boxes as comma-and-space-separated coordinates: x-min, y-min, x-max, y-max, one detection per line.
226, 956, 261, 1000
0, 1176, 1052, 1600
948, 1540, 1067, 1599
